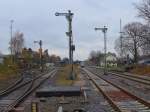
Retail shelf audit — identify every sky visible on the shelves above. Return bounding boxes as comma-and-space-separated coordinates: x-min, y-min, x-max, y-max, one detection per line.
0, 0, 142, 60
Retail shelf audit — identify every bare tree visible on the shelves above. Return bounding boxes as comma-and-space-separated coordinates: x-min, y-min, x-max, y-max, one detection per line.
89, 50, 104, 66
89, 50, 97, 59
9, 31, 25, 56
121, 22, 148, 63
135, 0, 150, 22
49, 54, 61, 63
135, 0, 150, 55
140, 25, 150, 55
114, 0, 150, 61
114, 38, 128, 58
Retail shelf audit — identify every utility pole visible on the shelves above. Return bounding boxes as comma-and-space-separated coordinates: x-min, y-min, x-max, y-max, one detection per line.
10, 20, 14, 64
55, 10, 75, 80
34, 40, 43, 72
120, 19, 123, 59
95, 26, 108, 75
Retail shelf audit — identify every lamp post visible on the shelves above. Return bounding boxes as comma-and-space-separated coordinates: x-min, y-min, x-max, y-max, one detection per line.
34, 40, 43, 72
95, 26, 108, 75
55, 10, 75, 80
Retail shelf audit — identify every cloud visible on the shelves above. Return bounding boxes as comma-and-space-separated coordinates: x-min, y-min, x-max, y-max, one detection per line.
0, 0, 141, 60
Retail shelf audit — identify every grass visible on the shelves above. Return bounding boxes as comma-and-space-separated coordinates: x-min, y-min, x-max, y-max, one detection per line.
56, 64, 79, 86
101, 64, 150, 76
0, 64, 19, 80
107, 66, 125, 72
130, 65, 150, 75
0, 56, 20, 80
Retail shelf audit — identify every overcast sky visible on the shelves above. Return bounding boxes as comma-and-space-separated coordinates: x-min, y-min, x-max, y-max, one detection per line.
0, 0, 142, 60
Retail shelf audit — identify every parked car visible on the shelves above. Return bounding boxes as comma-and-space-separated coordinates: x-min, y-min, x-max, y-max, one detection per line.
138, 59, 150, 66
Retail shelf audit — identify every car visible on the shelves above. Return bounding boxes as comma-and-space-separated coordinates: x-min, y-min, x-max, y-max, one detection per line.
139, 59, 150, 66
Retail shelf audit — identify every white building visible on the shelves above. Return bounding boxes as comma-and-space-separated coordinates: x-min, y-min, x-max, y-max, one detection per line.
100, 53, 117, 67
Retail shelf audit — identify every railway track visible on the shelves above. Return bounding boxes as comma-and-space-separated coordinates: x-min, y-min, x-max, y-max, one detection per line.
0, 68, 55, 97
0, 69, 57, 112
108, 72, 150, 85
0, 76, 24, 96
88, 66, 150, 85
83, 68, 150, 112
80, 70, 117, 112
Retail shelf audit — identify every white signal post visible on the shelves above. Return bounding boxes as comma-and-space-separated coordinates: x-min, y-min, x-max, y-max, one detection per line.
95, 26, 108, 75
55, 10, 75, 80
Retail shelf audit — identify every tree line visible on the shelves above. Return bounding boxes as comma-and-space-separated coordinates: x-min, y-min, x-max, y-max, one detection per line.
8, 31, 61, 69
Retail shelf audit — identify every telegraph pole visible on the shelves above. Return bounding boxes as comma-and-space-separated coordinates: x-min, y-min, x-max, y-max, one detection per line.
10, 20, 14, 63
55, 10, 75, 80
120, 19, 123, 59
95, 26, 108, 75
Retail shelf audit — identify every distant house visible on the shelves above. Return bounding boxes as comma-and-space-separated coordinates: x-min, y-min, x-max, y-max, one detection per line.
107, 53, 117, 67
46, 63, 54, 67
100, 52, 117, 67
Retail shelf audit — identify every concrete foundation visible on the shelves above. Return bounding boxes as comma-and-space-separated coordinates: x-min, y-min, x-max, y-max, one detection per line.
36, 86, 81, 97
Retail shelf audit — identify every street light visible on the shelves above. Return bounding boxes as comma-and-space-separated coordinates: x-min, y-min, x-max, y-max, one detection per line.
55, 10, 75, 80
34, 40, 43, 72
95, 26, 108, 75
